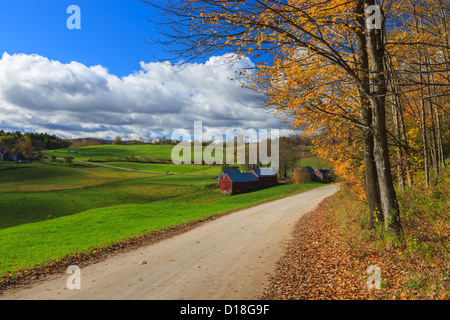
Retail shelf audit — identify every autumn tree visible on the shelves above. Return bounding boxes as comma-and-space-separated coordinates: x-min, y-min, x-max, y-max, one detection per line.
145, 0, 448, 237
278, 136, 304, 181
385, 0, 450, 187
0, 131, 70, 152
17, 136, 33, 155
113, 135, 123, 145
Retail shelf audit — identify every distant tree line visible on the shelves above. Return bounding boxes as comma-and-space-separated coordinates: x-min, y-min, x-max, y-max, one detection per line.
70, 138, 112, 147
0, 130, 71, 154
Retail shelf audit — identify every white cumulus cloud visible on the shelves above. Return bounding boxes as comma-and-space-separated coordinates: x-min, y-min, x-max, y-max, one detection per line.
0, 52, 293, 141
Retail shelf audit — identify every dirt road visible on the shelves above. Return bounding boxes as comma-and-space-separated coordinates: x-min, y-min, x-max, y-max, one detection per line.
1, 184, 338, 300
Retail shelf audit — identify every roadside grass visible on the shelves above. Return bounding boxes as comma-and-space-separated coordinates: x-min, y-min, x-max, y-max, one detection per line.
331, 168, 449, 299
0, 182, 322, 278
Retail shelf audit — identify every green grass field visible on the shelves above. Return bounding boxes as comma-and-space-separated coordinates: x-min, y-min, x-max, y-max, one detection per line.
41, 144, 184, 162
0, 144, 324, 278
41, 143, 250, 165
103, 161, 222, 175
0, 162, 157, 193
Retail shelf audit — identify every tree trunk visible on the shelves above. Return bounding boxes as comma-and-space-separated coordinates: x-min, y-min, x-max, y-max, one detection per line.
392, 101, 405, 191
363, 123, 384, 228
424, 57, 440, 179
413, 4, 430, 187
429, 71, 445, 170
365, 0, 402, 237
398, 99, 413, 187
385, 49, 413, 188
355, 0, 383, 228
435, 106, 445, 169
419, 82, 430, 187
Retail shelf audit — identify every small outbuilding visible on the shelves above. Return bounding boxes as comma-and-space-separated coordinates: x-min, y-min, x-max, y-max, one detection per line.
297, 166, 317, 181
0, 151, 24, 162
314, 169, 332, 181
299, 166, 315, 176
251, 168, 278, 187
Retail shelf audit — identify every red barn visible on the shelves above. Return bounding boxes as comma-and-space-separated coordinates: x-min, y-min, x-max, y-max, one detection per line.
219, 168, 278, 195
314, 169, 332, 182
220, 172, 260, 195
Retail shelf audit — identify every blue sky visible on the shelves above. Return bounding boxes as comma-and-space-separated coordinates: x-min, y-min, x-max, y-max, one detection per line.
0, 0, 164, 77
0, 0, 292, 141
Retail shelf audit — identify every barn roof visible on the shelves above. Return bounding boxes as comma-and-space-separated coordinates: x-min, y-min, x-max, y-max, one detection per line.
301, 166, 315, 174
221, 169, 241, 175
251, 168, 277, 177
316, 169, 330, 174
226, 172, 259, 182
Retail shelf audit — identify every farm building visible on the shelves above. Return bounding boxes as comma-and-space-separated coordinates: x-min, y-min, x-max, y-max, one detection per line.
314, 169, 332, 182
299, 166, 315, 176
295, 166, 333, 182
220, 172, 260, 195
216, 169, 241, 183
251, 168, 278, 187
219, 168, 278, 195
295, 166, 317, 181
0, 151, 24, 162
